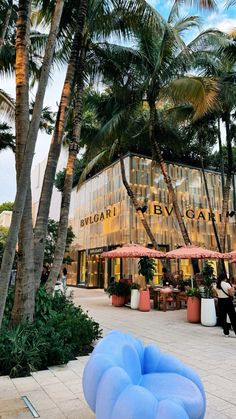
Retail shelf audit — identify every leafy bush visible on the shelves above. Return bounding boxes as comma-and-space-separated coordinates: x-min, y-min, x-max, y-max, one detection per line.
186, 287, 201, 298
202, 262, 215, 298
0, 323, 48, 377
138, 257, 156, 284
130, 282, 141, 290
1, 288, 102, 377
106, 281, 130, 297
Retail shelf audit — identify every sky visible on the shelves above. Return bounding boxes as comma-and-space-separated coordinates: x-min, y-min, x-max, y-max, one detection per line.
0, 0, 236, 203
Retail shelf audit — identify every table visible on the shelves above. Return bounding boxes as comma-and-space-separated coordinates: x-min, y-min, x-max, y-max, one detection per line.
152, 287, 181, 312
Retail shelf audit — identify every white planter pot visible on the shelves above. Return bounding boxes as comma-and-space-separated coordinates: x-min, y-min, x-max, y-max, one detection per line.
201, 298, 217, 327
131, 289, 140, 310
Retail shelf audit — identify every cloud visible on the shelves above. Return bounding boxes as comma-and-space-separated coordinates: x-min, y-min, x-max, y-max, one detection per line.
209, 17, 236, 32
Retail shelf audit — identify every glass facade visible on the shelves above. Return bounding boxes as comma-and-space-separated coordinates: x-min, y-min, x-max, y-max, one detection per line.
67, 154, 236, 287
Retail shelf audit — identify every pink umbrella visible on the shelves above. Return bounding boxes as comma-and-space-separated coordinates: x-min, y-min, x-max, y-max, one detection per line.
165, 244, 226, 260
101, 243, 165, 259
224, 250, 236, 262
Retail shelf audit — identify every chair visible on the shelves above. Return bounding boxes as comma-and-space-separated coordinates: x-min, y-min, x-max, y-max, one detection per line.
176, 291, 188, 309
158, 287, 176, 311
83, 330, 206, 419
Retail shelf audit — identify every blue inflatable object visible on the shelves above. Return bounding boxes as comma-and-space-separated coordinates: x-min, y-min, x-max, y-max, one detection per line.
83, 330, 206, 419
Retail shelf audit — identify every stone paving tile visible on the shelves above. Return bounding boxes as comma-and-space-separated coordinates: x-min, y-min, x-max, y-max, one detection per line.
205, 393, 234, 412
12, 377, 41, 393
66, 407, 95, 419
31, 370, 61, 386
0, 390, 21, 401
42, 382, 77, 402
55, 398, 86, 414
36, 407, 66, 418
23, 389, 57, 411
48, 368, 79, 382
0, 411, 33, 419
64, 379, 84, 394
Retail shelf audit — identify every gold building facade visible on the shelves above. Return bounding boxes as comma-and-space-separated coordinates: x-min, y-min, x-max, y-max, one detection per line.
66, 154, 236, 288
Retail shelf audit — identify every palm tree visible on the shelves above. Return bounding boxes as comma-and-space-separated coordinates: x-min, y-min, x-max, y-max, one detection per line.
139, 9, 219, 246
0, 0, 65, 328
46, 46, 86, 290
196, 43, 236, 251
33, 0, 88, 289
33, 0, 161, 288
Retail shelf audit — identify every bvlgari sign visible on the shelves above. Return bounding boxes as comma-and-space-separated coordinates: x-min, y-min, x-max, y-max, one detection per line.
79, 203, 235, 227
80, 206, 117, 227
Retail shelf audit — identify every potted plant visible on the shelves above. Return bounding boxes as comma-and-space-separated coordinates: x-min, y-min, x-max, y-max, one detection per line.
130, 283, 141, 310
200, 262, 217, 326
138, 257, 156, 285
138, 257, 156, 312
186, 287, 201, 323
106, 281, 130, 307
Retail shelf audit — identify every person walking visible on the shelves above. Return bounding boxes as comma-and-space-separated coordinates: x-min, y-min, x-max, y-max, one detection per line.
215, 273, 236, 337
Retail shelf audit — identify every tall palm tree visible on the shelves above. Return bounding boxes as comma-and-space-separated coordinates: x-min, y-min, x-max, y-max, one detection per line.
33, 0, 88, 289
46, 46, 86, 290
33, 0, 161, 288
0, 0, 65, 328
92, 9, 222, 250
196, 44, 236, 251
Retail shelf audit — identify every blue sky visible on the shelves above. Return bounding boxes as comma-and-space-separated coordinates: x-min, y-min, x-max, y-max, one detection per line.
0, 1, 236, 203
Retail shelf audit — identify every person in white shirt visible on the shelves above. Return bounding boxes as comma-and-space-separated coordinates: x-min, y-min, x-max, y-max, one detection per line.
215, 273, 236, 337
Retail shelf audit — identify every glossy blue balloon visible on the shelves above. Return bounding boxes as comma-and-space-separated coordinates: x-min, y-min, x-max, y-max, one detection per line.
83, 330, 206, 419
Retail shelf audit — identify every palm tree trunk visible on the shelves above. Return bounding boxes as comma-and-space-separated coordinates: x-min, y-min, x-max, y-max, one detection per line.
218, 118, 225, 193
11, 190, 35, 325
119, 154, 159, 250
0, 0, 65, 328
220, 112, 233, 252
10, 0, 34, 326
34, 0, 88, 289
149, 102, 199, 274
201, 158, 226, 274
46, 47, 86, 292
149, 102, 191, 245
0, 0, 12, 48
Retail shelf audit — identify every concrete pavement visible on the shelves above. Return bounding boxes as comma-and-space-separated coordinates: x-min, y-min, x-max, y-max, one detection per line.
0, 288, 236, 418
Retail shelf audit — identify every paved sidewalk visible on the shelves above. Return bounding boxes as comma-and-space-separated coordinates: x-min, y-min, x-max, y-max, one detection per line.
0, 288, 236, 418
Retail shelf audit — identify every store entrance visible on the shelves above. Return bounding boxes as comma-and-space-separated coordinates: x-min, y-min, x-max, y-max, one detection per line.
88, 254, 105, 288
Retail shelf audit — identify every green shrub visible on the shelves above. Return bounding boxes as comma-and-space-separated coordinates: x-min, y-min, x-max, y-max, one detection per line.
0, 288, 102, 377
202, 262, 215, 298
106, 281, 130, 297
0, 323, 48, 377
138, 257, 156, 284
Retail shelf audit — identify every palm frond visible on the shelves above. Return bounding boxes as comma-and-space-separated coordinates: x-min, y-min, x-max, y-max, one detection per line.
225, 0, 236, 8
161, 76, 219, 120
109, 138, 119, 160
174, 0, 217, 10
0, 89, 15, 121
76, 149, 108, 190
174, 15, 201, 33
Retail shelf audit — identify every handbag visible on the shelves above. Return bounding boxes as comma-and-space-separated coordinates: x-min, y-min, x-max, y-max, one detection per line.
220, 284, 233, 300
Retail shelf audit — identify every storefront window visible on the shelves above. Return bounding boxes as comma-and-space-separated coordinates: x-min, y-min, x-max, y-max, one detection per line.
78, 251, 86, 284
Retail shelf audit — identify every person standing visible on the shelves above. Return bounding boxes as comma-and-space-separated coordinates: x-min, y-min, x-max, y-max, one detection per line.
40, 265, 49, 286
215, 273, 236, 337
61, 267, 67, 291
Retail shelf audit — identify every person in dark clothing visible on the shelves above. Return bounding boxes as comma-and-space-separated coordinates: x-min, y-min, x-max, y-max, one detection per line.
40, 265, 49, 285
160, 267, 176, 287
215, 273, 236, 337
